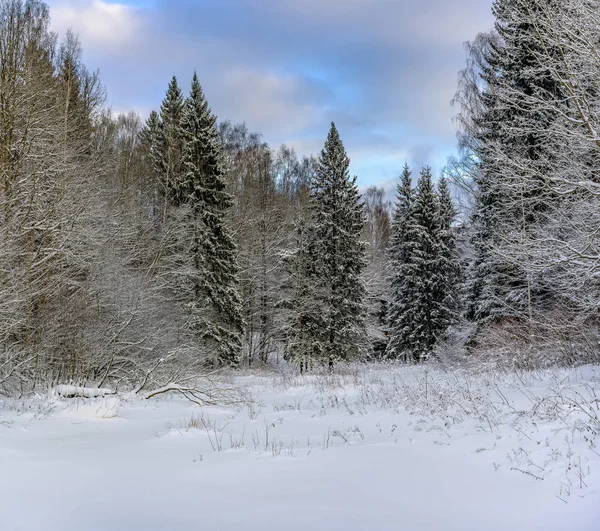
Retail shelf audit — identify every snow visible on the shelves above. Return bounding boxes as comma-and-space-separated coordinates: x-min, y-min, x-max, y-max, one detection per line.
1, 364, 599, 531
53, 385, 116, 398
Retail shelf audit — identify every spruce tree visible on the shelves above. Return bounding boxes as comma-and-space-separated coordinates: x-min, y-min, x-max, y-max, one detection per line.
308, 123, 367, 368
57, 36, 91, 145
386, 163, 415, 361
388, 169, 460, 362
178, 72, 243, 367
434, 176, 460, 333
407, 167, 441, 361
141, 111, 161, 163
140, 110, 163, 219
157, 76, 184, 213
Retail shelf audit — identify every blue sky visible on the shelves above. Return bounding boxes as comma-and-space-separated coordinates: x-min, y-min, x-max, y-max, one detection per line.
46, 0, 494, 193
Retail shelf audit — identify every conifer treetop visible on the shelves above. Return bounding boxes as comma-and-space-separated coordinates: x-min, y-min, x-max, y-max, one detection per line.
316, 122, 351, 181
160, 75, 184, 121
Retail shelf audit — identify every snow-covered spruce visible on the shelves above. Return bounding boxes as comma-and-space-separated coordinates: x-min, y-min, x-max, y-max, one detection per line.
387, 163, 414, 361
286, 123, 368, 369
387, 168, 460, 362
178, 73, 244, 367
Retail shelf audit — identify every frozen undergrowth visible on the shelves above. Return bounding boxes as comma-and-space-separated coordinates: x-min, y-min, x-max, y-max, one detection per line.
186, 364, 600, 499
0, 363, 598, 531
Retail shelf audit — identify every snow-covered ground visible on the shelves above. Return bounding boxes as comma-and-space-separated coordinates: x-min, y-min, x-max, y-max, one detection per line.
1, 364, 599, 531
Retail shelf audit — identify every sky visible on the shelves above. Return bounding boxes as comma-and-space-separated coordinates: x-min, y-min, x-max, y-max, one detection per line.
46, 0, 494, 194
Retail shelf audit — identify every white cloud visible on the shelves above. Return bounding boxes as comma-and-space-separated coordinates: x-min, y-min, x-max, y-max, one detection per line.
48, 0, 141, 53
276, 0, 493, 47
217, 69, 321, 137
285, 136, 325, 157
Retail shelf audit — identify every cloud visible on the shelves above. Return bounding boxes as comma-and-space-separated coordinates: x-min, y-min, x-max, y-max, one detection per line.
49, 0, 141, 53
45, 0, 495, 185
358, 177, 398, 204
277, 0, 492, 48
215, 69, 328, 138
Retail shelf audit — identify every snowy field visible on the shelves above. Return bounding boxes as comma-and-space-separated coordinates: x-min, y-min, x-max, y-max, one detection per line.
1, 364, 599, 531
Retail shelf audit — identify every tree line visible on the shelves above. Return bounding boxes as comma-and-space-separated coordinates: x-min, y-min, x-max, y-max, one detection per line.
0, 0, 598, 394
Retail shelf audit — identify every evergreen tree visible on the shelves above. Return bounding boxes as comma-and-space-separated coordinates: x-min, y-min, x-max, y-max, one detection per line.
308, 123, 367, 368
178, 72, 243, 367
388, 169, 461, 362
434, 176, 460, 333
140, 110, 163, 220
141, 111, 161, 165
57, 34, 87, 145
157, 76, 184, 214
386, 163, 415, 361
406, 167, 441, 361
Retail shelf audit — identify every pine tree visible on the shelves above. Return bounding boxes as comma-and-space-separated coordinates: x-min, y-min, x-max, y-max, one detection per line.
308, 122, 367, 368
386, 163, 415, 361
178, 72, 243, 367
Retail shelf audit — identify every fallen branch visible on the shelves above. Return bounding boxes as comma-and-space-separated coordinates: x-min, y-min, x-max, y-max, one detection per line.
133, 353, 176, 394
143, 382, 247, 406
